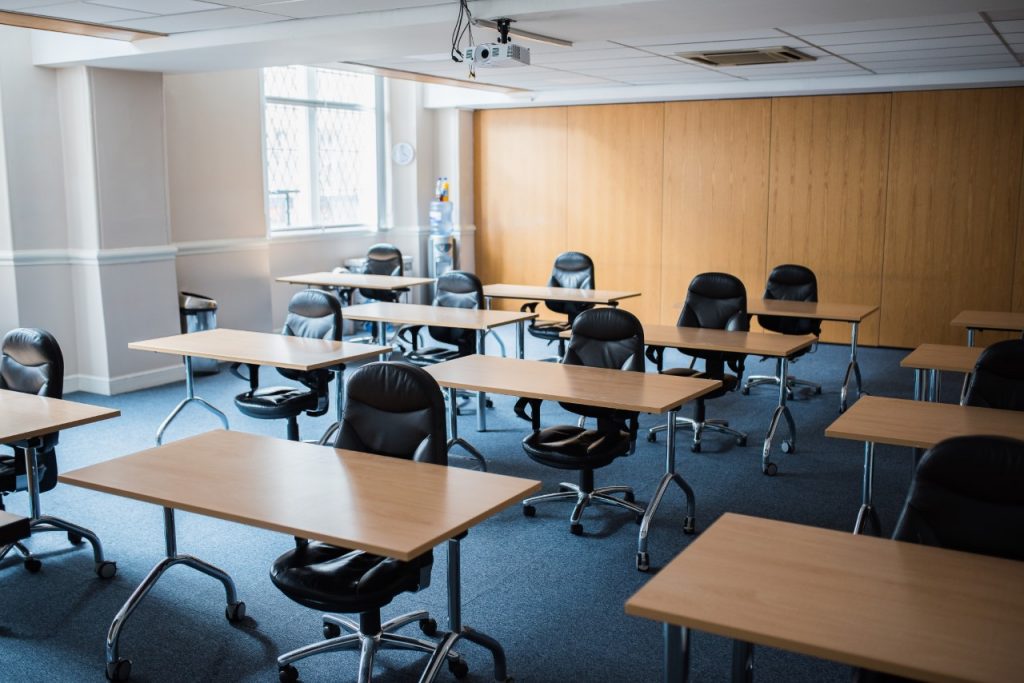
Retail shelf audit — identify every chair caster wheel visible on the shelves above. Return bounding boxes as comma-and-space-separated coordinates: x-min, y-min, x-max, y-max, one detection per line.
647, 432, 657, 443
683, 516, 695, 535
741, 387, 750, 395
691, 442, 701, 453
106, 658, 131, 682
763, 462, 778, 476
736, 436, 747, 447
68, 532, 84, 545
522, 505, 536, 518
448, 657, 469, 680
96, 561, 117, 580
570, 522, 583, 536
780, 440, 794, 454
323, 622, 341, 639
636, 552, 650, 572
279, 664, 299, 683
24, 557, 41, 573
419, 617, 438, 637
623, 490, 635, 503
225, 601, 246, 623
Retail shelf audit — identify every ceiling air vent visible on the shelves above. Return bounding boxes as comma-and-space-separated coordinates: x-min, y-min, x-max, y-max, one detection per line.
676, 46, 815, 67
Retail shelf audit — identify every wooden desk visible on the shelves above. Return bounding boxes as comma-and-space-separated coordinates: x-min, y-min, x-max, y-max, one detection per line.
59, 429, 541, 681
0, 510, 30, 546
626, 513, 1024, 683
343, 302, 538, 442
951, 309, 1024, 346
826, 395, 1024, 533
129, 329, 389, 444
276, 271, 435, 291
747, 300, 879, 412
483, 283, 641, 306
900, 343, 982, 402
427, 355, 721, 571
0, 389, 119, 576
642, 325, 815, 476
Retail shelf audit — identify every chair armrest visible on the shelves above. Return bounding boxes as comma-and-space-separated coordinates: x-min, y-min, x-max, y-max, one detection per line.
520, 301, 539, 313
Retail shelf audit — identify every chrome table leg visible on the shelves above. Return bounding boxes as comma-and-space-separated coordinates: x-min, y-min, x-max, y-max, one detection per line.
419, 534, 510, 683
476, 332, 487, 433
516, 320, 525, 360
761, 357, 796, 476
731, 640, 753, 683
839, 322, 864, 412
853, 442, 880, 535
105, 507, 244, 681
664, 624, 690, 683
155, 356, 229, 445
444, 387, 487, 471
637, 409, 695, 572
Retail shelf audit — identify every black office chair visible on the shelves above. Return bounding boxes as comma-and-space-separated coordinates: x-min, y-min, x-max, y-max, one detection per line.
359, 243, 405, 304
853, 434, 1024, 682
523, 251, 595, 358
0, 328, 115, 578
647, 273, 749, 452
400, 270, 484, 364
234, 290, 342, 441
516, 308, 646, 535
272, 362, 466, 683
743, 264, 822, 397
963, 339, 1024, 410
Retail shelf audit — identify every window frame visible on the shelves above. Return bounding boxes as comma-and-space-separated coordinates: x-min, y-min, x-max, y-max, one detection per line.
260, 66, 387, 236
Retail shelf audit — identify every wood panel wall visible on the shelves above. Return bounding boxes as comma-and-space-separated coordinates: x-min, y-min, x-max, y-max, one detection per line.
660, 99, 771, 325
767, 94, 891, 345
880, 88, 1024, 347
566, 104, 664, 322
473, 87, 1024, 348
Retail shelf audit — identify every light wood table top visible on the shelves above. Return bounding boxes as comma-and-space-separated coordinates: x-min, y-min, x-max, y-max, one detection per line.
276, 271, 435, 291
59, 430, 541, 562
900, 343, 983, 373
343, 302, 536, 330
426, 355, 720, 414
483, 283, 641, 305
565, 325, 815, 357
951, 309, 1024, 333
0, 388, 119, 443
129, 328, 389, 371
825, 395, 1024, 448
626, 513, 1024, 683
747, 300, 879, 323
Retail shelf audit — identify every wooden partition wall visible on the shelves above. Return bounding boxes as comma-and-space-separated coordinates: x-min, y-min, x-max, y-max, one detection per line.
474, 87, 1024, 347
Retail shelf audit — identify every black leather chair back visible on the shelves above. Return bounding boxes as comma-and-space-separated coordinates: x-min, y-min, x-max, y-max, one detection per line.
429, 271, 483, 353
278, 290, 343, 390
561, 308, 644, 419
331, 362, 447, 466
678, 272, 749, 331
1, 328, 64, 491
360, 243, 404, 301
893, 435, 1024, 561
964, 339, 1024, 411
759, 264, 821, 336
545, 251, 595, 319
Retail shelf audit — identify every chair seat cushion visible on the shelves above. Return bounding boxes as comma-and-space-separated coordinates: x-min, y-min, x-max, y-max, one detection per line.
234, 386, 316, 420
662, 367, 737, 395
522, 425, 630, 470
528, 320, 570, 341
0, 447, 58, 494
270, 542, 432, 613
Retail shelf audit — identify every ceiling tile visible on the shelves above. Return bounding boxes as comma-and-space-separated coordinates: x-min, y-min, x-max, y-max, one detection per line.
828, 34, 1002, 55
534, 55, 676, 71
641, 37, 813, 56
783, 13, 982, 35
871, 60, 1021, 73
849, 45, 1010, 62
0, 0, 74, 8
88, 0, 221, 13
623, 28, 786, 47
110, 6, 287, 32
862, 54, 1018, 69
253, 0, 442, 19
530, 46, 649, 65
994, 20, 1024, 33
805, 23, 990, 46
24, 1, 154, 21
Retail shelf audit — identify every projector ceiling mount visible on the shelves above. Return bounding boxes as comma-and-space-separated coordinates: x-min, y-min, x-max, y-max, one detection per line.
473, 17, 574, 48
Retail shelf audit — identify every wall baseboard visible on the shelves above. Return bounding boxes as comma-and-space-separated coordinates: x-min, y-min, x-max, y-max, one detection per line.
67, 363, 185, 396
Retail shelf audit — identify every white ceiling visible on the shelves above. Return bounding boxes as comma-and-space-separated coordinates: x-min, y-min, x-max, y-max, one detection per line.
12, 0, 1024, 99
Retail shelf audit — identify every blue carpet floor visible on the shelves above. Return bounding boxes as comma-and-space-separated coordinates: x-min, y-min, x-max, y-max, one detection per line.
0, 330, 951, 682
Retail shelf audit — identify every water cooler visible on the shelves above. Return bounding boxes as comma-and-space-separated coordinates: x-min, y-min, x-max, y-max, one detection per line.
428, 198, 457, 279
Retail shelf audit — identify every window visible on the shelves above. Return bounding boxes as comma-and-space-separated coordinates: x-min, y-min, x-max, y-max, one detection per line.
263, 66, 382, 232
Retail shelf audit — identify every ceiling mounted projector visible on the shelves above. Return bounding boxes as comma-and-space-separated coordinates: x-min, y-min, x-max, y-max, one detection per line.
465, 41, 530, 67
